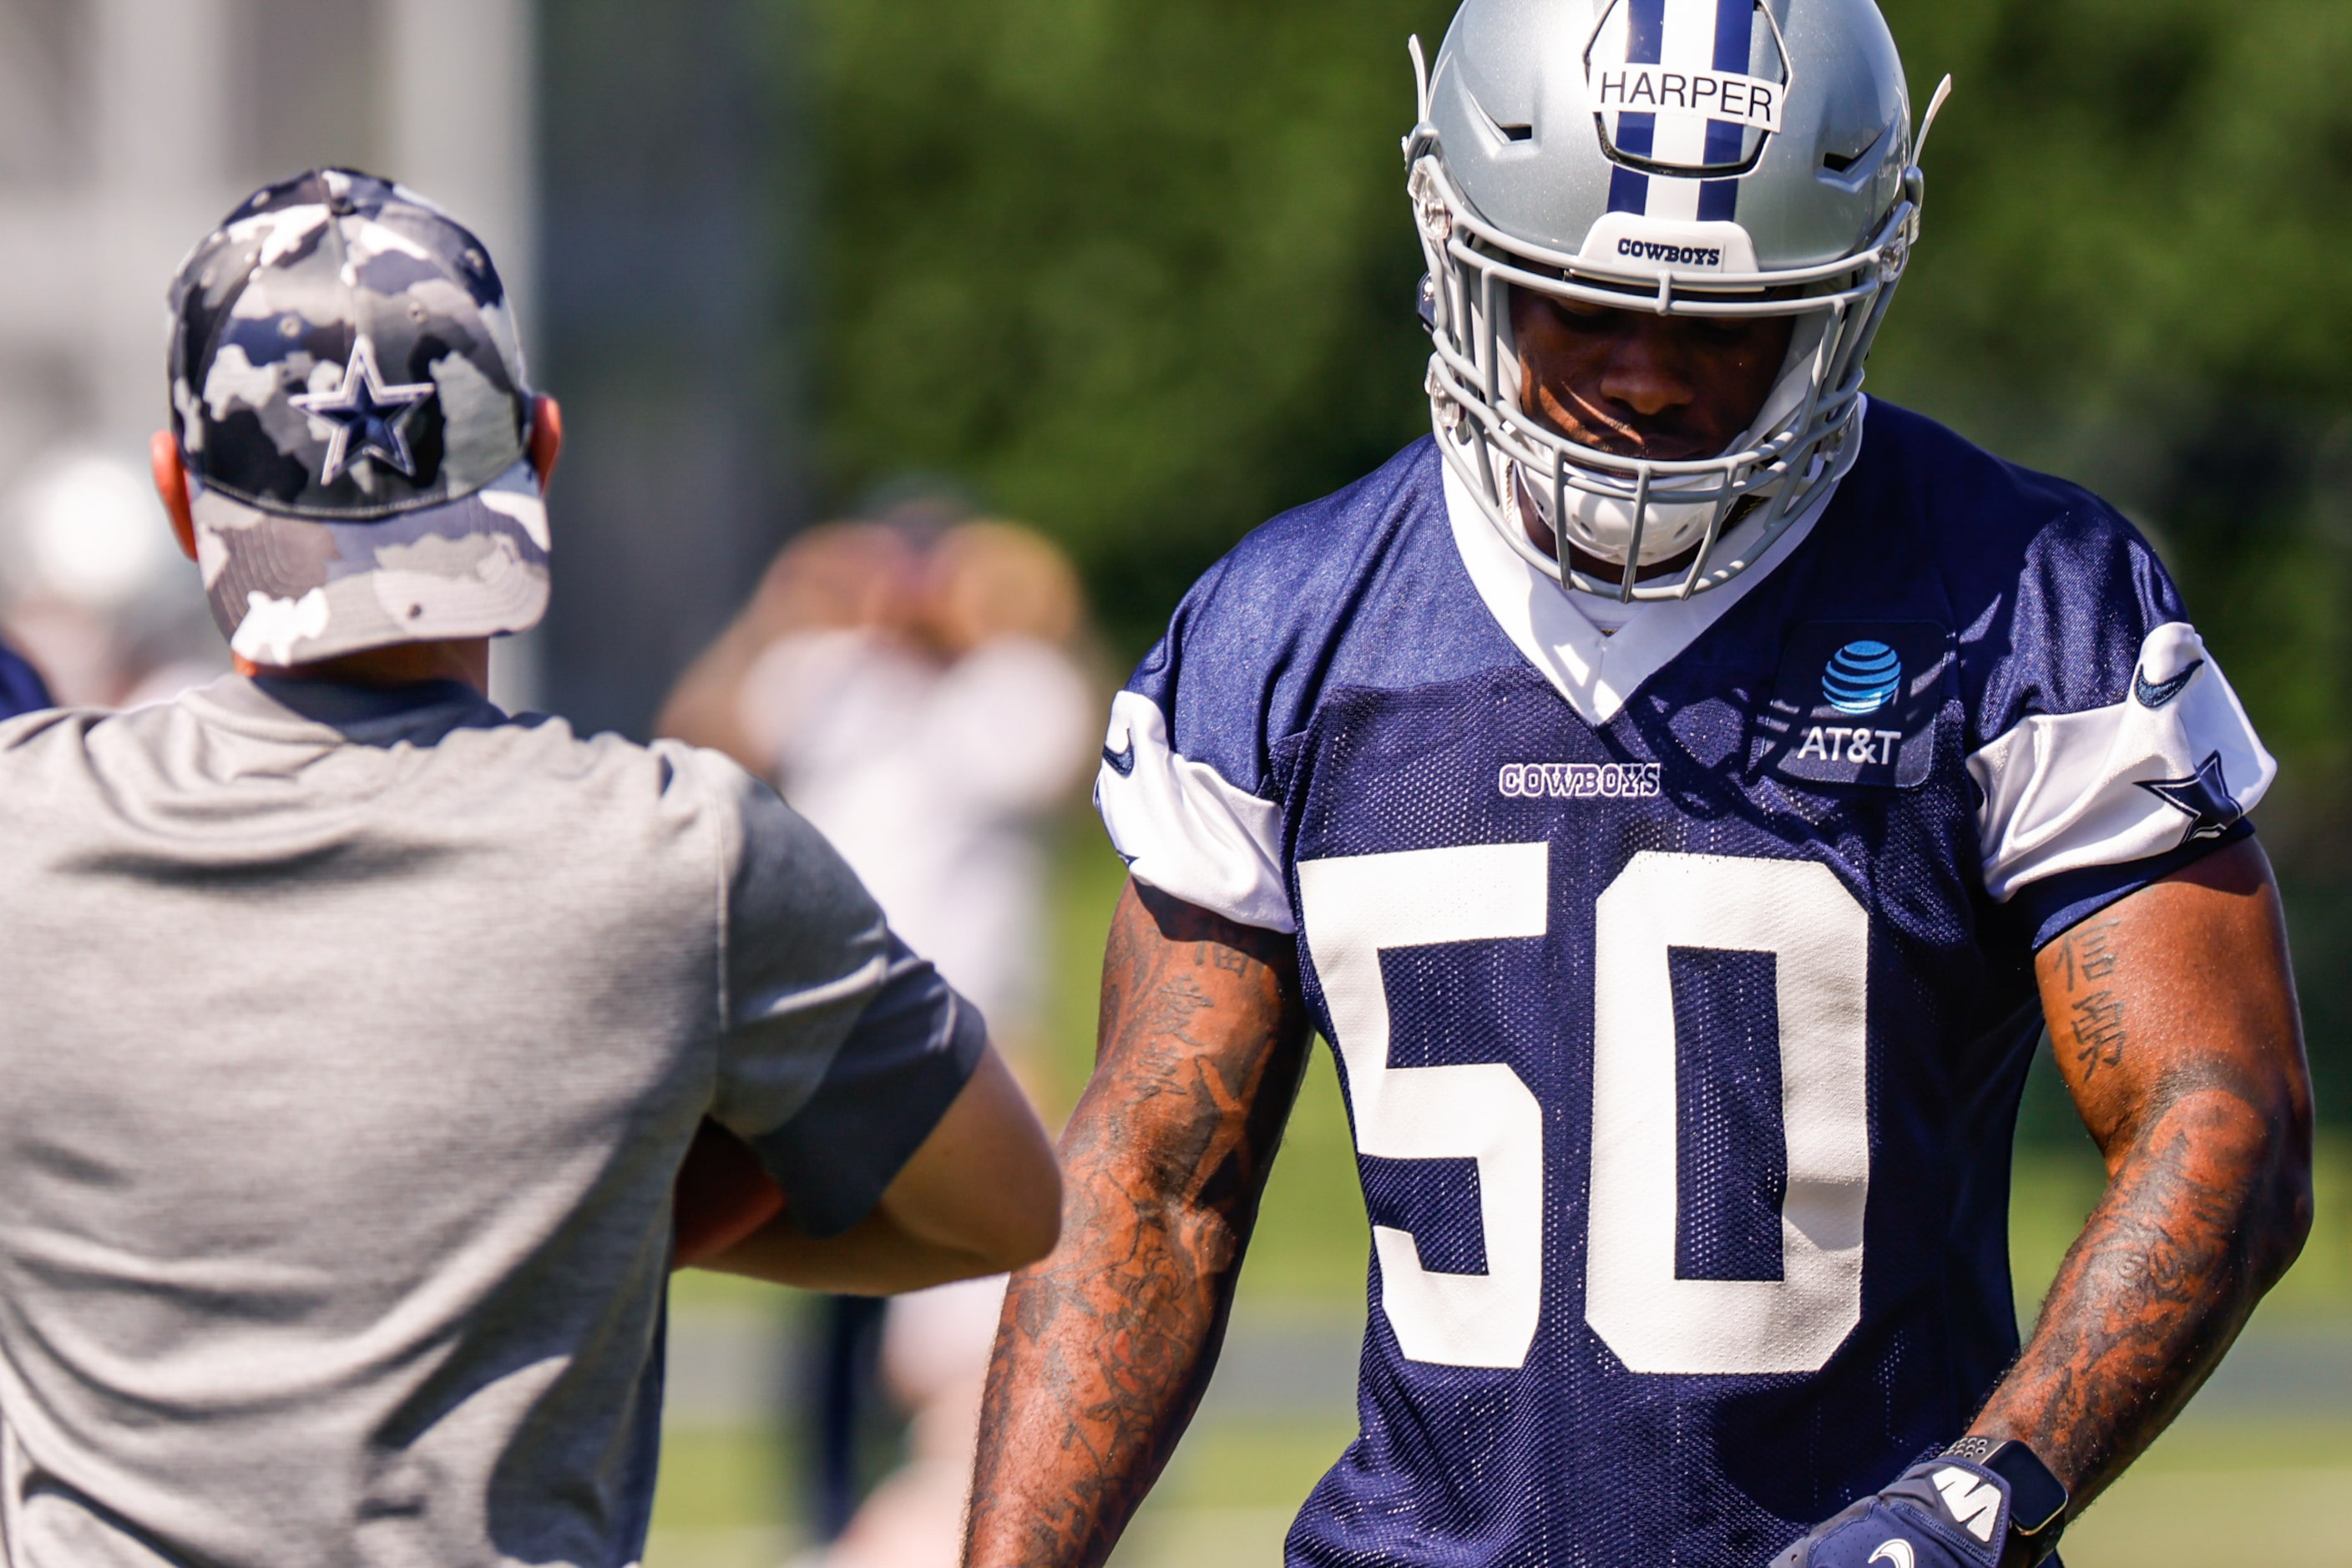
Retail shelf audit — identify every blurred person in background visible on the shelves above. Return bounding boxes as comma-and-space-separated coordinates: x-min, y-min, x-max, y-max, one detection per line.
662, 507, 1098, 1567
0, 448, 225, 709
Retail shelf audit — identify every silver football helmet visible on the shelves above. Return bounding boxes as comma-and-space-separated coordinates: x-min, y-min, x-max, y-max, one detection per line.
1409, 0, 1946, 599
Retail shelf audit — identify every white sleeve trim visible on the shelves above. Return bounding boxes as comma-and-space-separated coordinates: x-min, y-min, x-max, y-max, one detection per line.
1968, 622, 2275, 903
1096, 690, 1293, 933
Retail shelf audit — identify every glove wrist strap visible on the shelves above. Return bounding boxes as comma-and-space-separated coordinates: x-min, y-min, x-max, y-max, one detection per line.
1940, 1437, 2068, 1565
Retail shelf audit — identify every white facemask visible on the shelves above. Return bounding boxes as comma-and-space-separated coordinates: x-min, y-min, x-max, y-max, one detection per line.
1498, 311, 1829, 569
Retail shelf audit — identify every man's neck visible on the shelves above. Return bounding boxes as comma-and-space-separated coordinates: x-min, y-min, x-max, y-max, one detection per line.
235, 638, 492, 695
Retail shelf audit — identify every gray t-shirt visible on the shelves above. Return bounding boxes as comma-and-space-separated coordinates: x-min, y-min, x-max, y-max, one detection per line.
0, 675, 982, 1567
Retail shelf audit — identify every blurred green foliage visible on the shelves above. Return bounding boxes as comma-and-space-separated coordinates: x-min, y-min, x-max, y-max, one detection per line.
796, 0, 2352, 1099
803, 0, 1457, 650
1880, 0, 2352, 410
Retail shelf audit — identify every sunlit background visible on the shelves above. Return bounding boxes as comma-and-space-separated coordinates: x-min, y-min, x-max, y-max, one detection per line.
2, 0, 2349, 1562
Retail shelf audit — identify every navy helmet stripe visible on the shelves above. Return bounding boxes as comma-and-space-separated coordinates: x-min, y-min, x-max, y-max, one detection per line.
1609, 60, 1659, 215
1710, 0, 1753, 72
1629, 0, 1667, 64
1616, 111, 1659, 161
1604, 0, 1667, 214
1700, 0, 1755, 220
1608, 164, 1652, 215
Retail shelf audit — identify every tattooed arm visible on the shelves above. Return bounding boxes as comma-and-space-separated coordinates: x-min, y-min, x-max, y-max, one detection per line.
1965, 836, 2313, 1539
964, 880, 1313, 1568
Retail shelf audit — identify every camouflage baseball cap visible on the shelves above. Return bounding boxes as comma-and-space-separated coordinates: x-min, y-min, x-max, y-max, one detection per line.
167, 168, 549, 665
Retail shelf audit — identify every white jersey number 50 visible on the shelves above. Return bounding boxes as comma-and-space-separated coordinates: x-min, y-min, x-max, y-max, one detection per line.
1297, 847, 1869, 1375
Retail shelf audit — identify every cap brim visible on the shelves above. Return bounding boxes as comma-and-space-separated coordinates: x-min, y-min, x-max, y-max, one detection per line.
193, 460, 550, 665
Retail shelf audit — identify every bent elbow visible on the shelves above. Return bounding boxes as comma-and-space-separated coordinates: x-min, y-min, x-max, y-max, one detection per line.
2254, 1146, 2316, 1290
987, 1154, 1064, 1273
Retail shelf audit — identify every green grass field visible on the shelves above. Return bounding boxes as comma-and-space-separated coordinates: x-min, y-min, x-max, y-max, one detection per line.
645, 818, 2352, 1566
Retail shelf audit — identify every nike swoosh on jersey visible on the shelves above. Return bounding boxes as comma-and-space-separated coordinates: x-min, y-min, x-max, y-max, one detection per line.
1867, 1544, 1914, 1568
1103, 740, 1137, 776
2132, 658, 2203, 709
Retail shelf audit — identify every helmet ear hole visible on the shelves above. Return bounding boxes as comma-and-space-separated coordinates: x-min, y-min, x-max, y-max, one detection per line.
1818, 127, 1893, 193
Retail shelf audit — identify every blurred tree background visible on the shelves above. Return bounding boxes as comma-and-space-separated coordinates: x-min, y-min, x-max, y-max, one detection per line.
778, 0, 2352, 1112
802, 0, 1459, 650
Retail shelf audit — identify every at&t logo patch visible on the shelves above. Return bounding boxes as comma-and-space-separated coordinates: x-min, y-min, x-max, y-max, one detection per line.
1500, 761, 1663, 801
1760, 620, 1953, 791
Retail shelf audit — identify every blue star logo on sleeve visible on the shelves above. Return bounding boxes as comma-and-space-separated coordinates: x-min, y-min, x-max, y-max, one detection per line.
2137, 751, 2244, 844
290, 338, 438, 483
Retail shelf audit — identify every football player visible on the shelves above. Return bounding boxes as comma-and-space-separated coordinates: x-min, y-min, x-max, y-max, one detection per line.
962, 0, 2313, 1565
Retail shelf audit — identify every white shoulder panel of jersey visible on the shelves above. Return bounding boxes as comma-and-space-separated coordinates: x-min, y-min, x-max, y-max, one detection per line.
1968, 622, 2276, 903
1097, 690, 1292, 933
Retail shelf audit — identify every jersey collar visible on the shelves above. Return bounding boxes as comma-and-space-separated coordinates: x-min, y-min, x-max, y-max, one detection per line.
186, 673, 506, 742
1441, 399, 1867, 726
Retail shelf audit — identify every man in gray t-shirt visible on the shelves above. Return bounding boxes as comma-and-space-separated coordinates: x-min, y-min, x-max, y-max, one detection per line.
0, 169, 1060, 1568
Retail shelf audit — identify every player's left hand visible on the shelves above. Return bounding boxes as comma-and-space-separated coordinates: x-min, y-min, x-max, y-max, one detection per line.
1768, 1458, 2038, 1568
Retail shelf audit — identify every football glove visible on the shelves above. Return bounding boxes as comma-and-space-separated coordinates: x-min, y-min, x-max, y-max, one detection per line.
1768, 1456, 2061, 1568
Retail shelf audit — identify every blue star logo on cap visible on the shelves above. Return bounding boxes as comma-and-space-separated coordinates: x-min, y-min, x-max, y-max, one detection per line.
2137, 751, 2243, 843
291, 338, 437, 484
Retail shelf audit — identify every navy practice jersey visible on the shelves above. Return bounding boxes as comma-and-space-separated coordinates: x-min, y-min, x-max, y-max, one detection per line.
1095, 400, 2274, 1567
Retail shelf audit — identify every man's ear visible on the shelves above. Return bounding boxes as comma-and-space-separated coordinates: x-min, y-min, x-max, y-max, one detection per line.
529, 395, 564, 492
150, 432, 199, 563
